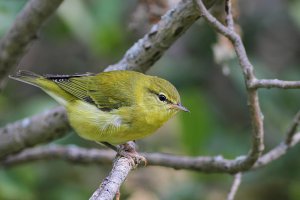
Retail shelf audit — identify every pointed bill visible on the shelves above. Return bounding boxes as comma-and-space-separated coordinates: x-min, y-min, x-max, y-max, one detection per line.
173, 103, 190, 112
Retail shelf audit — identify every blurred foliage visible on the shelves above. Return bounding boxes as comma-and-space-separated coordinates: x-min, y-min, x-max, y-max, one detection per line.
0, 0, 26, 36
180, 89, 216, 155
1, 0, 300, 199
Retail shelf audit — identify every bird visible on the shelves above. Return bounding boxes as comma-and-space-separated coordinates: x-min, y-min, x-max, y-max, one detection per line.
10, 70, 189, 163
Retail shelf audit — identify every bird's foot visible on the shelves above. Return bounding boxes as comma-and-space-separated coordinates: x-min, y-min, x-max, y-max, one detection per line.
117, 142, 147, 167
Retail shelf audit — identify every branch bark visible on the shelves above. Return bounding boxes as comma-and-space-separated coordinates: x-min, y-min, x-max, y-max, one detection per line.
250, 79, 300, 89
0, 0, 63, 88
0, 107, 70, 159
1, 145, 114, 167
105, 0, 216, 72
89, 156, 133, 200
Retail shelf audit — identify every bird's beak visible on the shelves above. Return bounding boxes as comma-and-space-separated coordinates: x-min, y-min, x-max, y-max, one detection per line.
172, 103, 190, 112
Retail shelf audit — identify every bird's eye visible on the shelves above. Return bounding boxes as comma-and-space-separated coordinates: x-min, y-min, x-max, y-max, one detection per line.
158, 94, 167, 102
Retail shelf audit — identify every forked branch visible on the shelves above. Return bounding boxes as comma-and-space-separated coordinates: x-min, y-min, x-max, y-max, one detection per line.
195, 0, 264, 172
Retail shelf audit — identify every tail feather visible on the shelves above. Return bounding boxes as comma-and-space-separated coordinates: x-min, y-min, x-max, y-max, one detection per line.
9, 70, 75, 105
9, 70, 42, 87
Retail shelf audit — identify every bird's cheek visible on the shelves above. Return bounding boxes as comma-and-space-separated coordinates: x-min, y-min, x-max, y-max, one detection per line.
167, 105, 178, 114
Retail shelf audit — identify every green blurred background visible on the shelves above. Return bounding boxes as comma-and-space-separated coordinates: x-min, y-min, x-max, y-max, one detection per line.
1, 0, 300, 199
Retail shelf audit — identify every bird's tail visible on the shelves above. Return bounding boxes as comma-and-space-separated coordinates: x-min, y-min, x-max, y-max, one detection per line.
9, 70, 73, 105
9, 70, 43, 87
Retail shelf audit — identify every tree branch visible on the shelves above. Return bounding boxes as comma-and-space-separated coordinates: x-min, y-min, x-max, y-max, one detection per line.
253, 133, 300, 169
0, 145, 114, 167
195, 0, 264, 172
225, 0, 234, 31
2, 132, 300, 171
250, 79, 300, 89
105, 0, 216, 72
0, 107, 70, 159
253, 111, 300, 169
0, 0, 63, 88
285, 110, 300, 145
89, 156, 133, 200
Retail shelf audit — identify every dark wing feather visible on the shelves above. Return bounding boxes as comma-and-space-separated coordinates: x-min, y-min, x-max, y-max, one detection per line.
46, 73, 94, 103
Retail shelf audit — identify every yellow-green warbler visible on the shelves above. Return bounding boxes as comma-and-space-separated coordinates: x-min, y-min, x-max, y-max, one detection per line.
10, 70, 188, 160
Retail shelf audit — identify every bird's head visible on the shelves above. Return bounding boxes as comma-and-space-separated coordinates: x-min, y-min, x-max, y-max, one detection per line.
142, 75, 189, 117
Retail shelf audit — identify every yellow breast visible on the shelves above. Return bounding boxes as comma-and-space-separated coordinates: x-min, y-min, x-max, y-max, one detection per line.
65, 100, 172, 145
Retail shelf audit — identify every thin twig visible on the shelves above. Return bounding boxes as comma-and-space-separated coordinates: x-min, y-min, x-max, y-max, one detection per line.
285, 110, 300, 145
195, 0, 253, 79
250, 79, 300, 89
254, 133, 300, 169
195, 0, 264, 171
253, 109, 300, 169
225, 0, 234, 31
227, 173, 242, 200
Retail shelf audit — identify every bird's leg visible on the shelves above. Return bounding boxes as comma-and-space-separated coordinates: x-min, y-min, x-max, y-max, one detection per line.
117, 141, 147, 167
100, 142, 118, 152
99, 141, 146, 167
